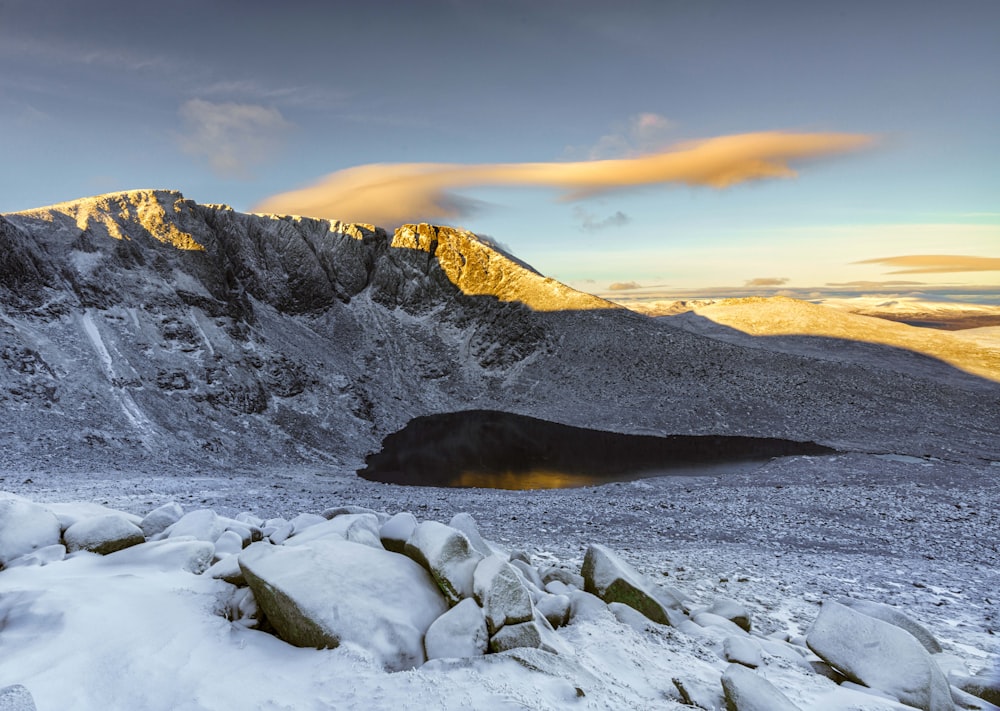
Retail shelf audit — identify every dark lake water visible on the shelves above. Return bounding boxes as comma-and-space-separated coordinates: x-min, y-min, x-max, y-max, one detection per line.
357, 410, 836, 490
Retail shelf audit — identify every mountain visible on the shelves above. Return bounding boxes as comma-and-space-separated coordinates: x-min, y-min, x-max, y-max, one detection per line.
1, 190, 997, 473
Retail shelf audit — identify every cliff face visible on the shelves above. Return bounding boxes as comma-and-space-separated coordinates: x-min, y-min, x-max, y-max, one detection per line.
0, 190, 997, 473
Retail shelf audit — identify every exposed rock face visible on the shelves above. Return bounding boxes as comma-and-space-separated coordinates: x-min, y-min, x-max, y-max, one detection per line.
1, 189, 998, 475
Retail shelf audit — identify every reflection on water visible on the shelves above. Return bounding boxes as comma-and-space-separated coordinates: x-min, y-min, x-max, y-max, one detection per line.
358, 410, 836, 490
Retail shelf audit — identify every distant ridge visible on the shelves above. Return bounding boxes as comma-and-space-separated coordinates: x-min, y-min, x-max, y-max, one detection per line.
1, 191, 997, 471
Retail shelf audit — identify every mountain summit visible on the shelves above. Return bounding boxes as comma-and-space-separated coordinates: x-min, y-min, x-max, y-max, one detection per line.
1, 191, 996, 471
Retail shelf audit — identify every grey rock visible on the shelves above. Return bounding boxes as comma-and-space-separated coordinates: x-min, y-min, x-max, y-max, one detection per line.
204, 554, 246, 585
166, 509, 225, 543
104, 537, 215, 573
380, 512, 418, 554
64, 514, 145, 555
581, 543, 682, 626
838, 597, 942, 654
724, 635, 762, 668
284, 513, 382, 549
424, 597, 488, 660
536, 593, 571, 629
807, 601, 955, 711
952, 666, 1000, 706
473, 553, 534, 635
0, 498, 62, 568
721, 664, 800, 711
488, 611, 565, 655
0, 684, 37, 711
541, 566, 585, 590
672, 675, 725, 711
405, 521, 484, 604
448, 512, 494, 557
139, 502, 184, 538
239, 540, 447, 671
706, 597, 752, 632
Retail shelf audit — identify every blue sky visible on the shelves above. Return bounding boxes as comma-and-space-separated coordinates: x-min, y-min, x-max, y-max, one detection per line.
1, 0, 997, 298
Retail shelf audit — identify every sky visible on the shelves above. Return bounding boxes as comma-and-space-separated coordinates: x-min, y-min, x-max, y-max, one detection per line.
1, 0, 998, 301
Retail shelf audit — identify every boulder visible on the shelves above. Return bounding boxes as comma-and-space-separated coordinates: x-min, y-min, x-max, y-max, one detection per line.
692, 611, 749, 638
165, 509, 225, 543
0, 498, 62, 568
380, 512, 418, 554
213, 530, 246, 559
0, 684, 37, 711
706, 597, 752, 632
448, 512, 494, 557
581, 543, 681, 626
424, 597, 489, 660
139, 502, 184, 538
838, 597, 942, 654
288, 513, 326, 535
239, 539, 447, 671
322, 505, 386, 522
204, 554, 246, 585
473, 554, 535, 635
952, 666, 1000, 706
721, 664, 800, 711
567, 589, 608, 624
541, 566, 585, 590
672, 675, 725, 711
536, 593, 571, 629
43, 502, 142, 531
488, 611, 566, 655
63, 514, 145, 555
724, 635, 762, 668
284, 513, 382, 549
4, 543, 65, 568
807, 601, 954, 711
405, 521, 483, 604
103, 537, 215, 574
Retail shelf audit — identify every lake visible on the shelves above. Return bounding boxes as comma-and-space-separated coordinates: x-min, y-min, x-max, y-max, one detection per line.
357, 410, 836, 489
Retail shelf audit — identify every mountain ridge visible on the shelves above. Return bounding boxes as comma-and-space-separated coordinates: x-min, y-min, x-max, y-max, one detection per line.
1, 190, 997, 473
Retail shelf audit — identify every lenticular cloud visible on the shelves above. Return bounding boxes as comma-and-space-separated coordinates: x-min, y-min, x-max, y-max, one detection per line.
254, 131, 874, 227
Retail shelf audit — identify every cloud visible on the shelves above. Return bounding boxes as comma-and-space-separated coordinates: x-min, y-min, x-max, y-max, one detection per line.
176, 99, 292, 178
855, 255, 1000, 274
744, 277, 789, 287
583, 112, 675, 159
254, 131, 875, 227
826, 280, 925, 288
608, 281, 643, 291
575, 207, 631, 232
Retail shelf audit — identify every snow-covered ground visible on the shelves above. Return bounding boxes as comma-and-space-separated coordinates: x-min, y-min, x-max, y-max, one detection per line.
2, 451, 998, 710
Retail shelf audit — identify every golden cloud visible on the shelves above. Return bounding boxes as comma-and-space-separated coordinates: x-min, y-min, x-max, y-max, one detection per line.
253, 131, 874, 227
744, 277, 789, 287
855, 255, 1000, 274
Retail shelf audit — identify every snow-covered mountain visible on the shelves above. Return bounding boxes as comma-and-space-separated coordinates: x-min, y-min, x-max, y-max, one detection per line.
1, 190, 998, 475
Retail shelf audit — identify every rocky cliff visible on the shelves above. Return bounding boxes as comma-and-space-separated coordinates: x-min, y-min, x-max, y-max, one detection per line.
1, 190, 997, 473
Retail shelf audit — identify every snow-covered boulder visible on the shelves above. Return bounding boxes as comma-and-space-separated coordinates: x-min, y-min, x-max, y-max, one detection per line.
724, 635, 762, 668
139, 502, 184, 538
239, 539, 447, 671
0, 684, 37, 711
838, 597, 942, 654
4, 543, 65, 568
0, 497, 62, 568
705, 597, 752, 632
63, 514, 145, 555
807, 601, 955, 711
581, 544, 681, 626
204, 554, 245, 585
284, 513, 382, 549
424, 597, 488, 660
405, 521, 484, 604
536, 593, 571, 629
474, 554, 534, 635
951, 667, 1000, 706
721, 664, 800, 711
449, 512, 494, 557
165, 509, 225, 543
103, 537, 215, 574
43, 502, 142, 532
488, 611, 566, 655
541, 566, 584, 590
212, 530, 245, 560
288, 512, 326, 534
380, 512, 418, 553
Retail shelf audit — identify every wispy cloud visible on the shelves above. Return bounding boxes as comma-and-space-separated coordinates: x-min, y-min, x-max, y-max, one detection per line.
575, 207, 631, 232
826, 280, 925, 288
575, 112, 675, 159
608, 281, 643, 291
855, 255, 1000, 274
176, 99, 293, 178
744, 277, 789, 287
254, 131, 875, 227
